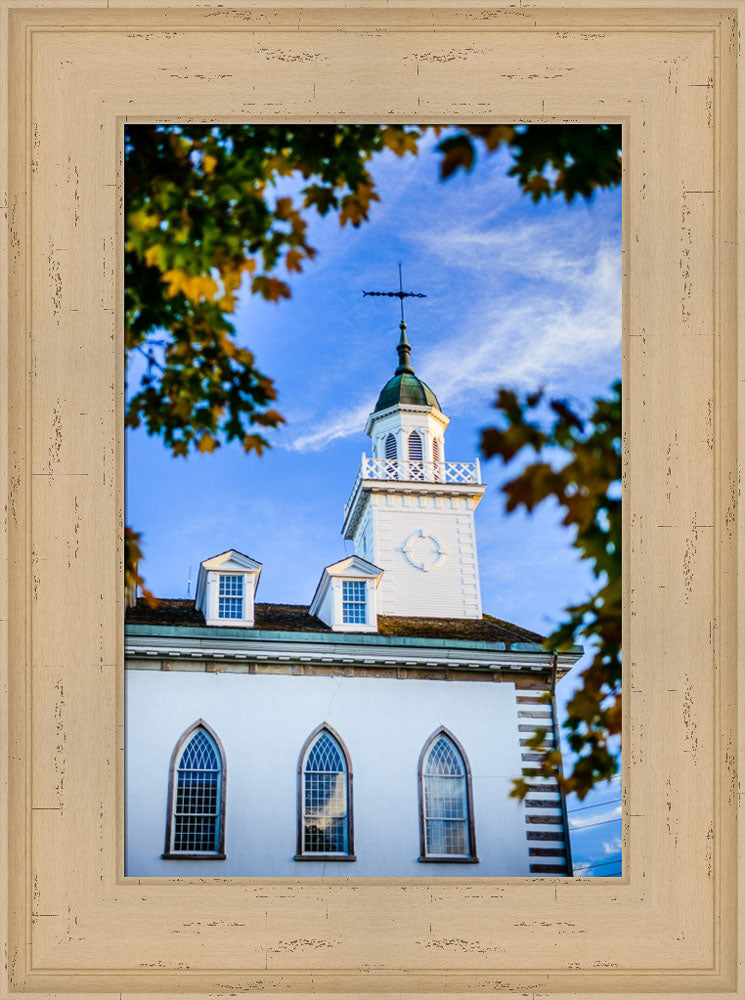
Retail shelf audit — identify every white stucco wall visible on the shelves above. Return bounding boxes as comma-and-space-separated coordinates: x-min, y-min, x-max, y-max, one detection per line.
125, 668, 530, 877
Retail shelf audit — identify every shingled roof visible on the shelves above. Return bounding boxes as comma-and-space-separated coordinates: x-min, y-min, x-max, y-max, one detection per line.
125, 598, 546, 646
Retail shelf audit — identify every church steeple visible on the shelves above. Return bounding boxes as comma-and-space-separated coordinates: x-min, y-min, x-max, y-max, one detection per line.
342, 278, 486, 621
362, 262, 440, 412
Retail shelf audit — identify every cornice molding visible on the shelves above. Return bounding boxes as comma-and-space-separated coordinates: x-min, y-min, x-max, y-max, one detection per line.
123, 631, 580, 676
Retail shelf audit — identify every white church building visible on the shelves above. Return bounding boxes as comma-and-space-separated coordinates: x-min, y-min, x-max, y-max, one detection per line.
125, 319, 582, 877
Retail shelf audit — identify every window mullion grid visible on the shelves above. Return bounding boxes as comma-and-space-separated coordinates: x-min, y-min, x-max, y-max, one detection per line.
218, 573, 244, 619
303, 768, 348, 854
423, 767, 469, 858
302, 735, 349, 855
342, 580, 366, 624
172, 731, 222, 855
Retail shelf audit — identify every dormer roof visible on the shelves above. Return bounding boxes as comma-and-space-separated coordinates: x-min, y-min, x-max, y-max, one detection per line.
200, 548, 262, 571
309, 555, 383, 610
325, 554, 383, 576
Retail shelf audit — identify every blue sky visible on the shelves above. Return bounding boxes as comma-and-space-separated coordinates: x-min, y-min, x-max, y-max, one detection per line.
126, 132, 622, 874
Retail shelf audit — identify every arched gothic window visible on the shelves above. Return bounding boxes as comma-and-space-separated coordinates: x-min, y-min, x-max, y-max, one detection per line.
385, 433, 397, 459
418, 729, 476, 861
164, 720, 226, 859
296, 726, 354, 860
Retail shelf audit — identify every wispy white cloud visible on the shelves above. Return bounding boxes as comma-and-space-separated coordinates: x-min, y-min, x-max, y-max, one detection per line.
569, 803, 622, 831
284, 219, 620, 453
602, 835, 623, 855
284, 398, 375, 453
417, 217, 621, 409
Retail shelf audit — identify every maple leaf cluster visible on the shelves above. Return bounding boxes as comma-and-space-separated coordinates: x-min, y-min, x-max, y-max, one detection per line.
481, 383, 622, 799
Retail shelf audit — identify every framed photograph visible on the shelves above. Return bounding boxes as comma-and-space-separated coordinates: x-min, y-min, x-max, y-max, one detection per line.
123, 123, 620, 881
1, 2, 742, 998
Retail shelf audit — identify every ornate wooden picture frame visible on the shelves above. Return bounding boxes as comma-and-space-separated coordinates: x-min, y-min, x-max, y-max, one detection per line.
1, 2, 743, 996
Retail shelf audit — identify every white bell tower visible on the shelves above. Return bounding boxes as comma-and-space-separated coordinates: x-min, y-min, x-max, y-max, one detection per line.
342, 320, 485, 619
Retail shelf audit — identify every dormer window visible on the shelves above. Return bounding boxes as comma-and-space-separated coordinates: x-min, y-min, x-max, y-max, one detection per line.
218, 574, 243, 619
195, 550, 262, 627
342, 580, 366, 624
309, 555, 383, 632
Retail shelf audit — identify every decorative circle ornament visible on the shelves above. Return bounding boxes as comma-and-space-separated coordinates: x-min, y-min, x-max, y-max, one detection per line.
402, 529, 447, 573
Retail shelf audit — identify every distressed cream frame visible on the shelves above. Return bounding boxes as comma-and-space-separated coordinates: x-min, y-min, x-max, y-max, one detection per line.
0, 2, 743, 998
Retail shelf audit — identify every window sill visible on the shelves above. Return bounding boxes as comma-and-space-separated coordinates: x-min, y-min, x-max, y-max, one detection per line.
294, 854, 357, 862
418, 856, 480, 864
161, 852, 227, 861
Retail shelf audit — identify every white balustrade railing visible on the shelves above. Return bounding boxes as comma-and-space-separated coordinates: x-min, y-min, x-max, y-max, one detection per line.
344, 455, 482, 517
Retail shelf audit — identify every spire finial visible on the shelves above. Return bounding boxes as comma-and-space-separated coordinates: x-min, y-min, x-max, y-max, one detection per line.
362, 261, 426, 375
396, 318, 414, 375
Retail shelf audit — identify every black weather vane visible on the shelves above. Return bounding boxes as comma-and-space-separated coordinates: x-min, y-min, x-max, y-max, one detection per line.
363, 261, 426, 325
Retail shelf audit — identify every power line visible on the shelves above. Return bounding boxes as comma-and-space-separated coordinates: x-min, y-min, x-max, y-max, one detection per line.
575, 855, 622, 870
568, 797, 622, 814
574, 855, 622, 873
569, 815, 622, 832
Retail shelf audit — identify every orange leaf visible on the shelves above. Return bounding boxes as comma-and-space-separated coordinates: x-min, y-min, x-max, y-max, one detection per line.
286, 248, 304, 273
275, 196, 293, 220
381, 127, 419, 157
251, 275, 291, 302
196, 433, 218, 454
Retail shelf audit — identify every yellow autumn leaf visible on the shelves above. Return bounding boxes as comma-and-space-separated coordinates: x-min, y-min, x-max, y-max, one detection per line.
144, 244, 166, 269
162, 268, 188, 297
128, 208, 161, 232
203, 153, 218, 174
243, 434, 266, 455
184, 274, 219, 303
196, 433, 218, 454
222, 267, 244, 294
162, 269, 219, 303
381, 127, 419, 157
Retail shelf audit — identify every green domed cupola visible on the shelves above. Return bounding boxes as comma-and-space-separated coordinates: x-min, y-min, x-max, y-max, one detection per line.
373, 321, 441, 414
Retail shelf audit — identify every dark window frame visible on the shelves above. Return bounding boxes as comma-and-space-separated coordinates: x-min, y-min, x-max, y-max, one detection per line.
417, 726, 478, 864
295, 723, 356, 862
162, 718, 228, 860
